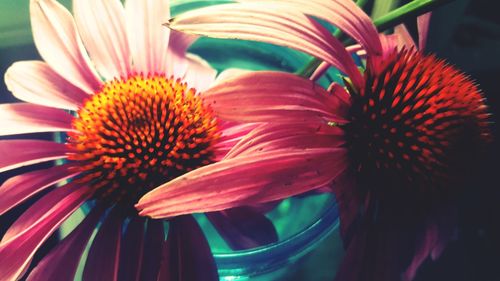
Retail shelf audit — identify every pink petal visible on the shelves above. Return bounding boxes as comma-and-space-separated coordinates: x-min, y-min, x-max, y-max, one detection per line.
182, 54, 217, 92
30, 0, 102, 93
203, 71, 349, 123
26, 205, 105, 281
403, 223, 439, 281
166, 30, 198, 77
224, 123, 344, 159
214, 121, 259, 160
0, 103, 75, 136
125, 0, 171, 74
5, 61, 88, 110
168, 3, 363, 88
417, 13, 432, 50
0, 183, 91, 281
118, 217, 145, 281
394, 24, 416, 49
214, 68, 250, 84
0, 164, 78, 215
238, 0, 382, 55
73, 0, 131, 79
83, 207, 122, 281
0, 140, 69, 173
137, 148, 348, 218
158, 215, 218, 281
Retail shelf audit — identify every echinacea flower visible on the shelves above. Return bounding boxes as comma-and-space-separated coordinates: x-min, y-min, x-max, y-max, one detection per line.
0, 0, 279, 280
137, 0, 492, 280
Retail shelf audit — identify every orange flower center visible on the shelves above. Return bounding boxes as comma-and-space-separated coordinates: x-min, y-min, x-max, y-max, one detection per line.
68, 74, 219, 204
345, 49, 490, 194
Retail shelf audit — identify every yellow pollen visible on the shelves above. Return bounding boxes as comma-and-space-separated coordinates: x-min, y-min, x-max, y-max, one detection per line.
67, 74, 219, 203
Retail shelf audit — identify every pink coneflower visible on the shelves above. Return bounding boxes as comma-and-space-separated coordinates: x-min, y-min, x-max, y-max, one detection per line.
0, 0, 278, 280
136, 0, 492, 280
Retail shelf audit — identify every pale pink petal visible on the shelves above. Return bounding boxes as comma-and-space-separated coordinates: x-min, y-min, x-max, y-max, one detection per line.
0, 183, 91, 281
27, 205, 105, 281
182, 54, 217, 92
225, 123, 344, 159
83, 207, 122, 281
417, 12, 432, 50
203, 71, 349, 123
73, 0, 131, 79
214, 68, 250, 84
0, 140, 69, 173
0, 164, 78, 215
168, 3, 363, 88
30, 0, 102, 93
125, 0, 171, 74
0, 103, 75, 136
310, 61, 330, 81
118, 217, 145, 281
394, 24, 416, 49
5, 61, 88, 110
166, 30, 198, 77
238, 0, 382, 55
136, 148, 348, 218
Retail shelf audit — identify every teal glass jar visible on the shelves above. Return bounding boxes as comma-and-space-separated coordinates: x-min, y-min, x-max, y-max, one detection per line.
194, 194, 341, 280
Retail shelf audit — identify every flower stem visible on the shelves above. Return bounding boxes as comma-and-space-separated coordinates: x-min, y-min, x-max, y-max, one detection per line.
296, 0, 456, 77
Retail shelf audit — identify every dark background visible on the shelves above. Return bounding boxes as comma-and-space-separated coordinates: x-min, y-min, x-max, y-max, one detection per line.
1, 0, 499, 280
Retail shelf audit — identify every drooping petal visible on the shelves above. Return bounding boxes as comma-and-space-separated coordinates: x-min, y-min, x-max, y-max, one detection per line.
238, 0, 382, 55
83, 207, 123, 281
224, 123, 344, 159
203, 71, 349, 123
118, 217, 145, 281
138, 220, 164, 281
417, 12, 432, 50
0, 140, 69, 173
0, 103, 75, 136
207, 206, 278, 250
5, 61, 88, 110
394, 24, 416, 49
73, 0, 131, 79
30, 0, 102, 93
125, 0, 171, 74
182, 54, 217, 92
137, 148, 348, 218
214, 121, 258, 160
167, 3, 363, 88
158, 215, 218, 281
0, 182, 91, 281
0, 164, 78, 215
26, 205, 105, 281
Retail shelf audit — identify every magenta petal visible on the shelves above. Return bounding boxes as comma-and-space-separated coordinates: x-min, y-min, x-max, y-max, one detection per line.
0, 103, 74, 136
118, 217, 145, 281
159, 215, 218, 281
0, 183, 91, 281
0, 140, 69, 173
139, 220, 164, 281
83, 207, 123, 281
26, 205, 105, 281
0, 164, 78, 215
207, 206, 278, 250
